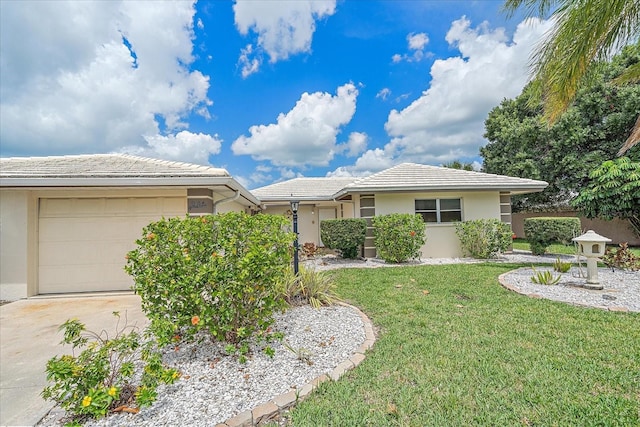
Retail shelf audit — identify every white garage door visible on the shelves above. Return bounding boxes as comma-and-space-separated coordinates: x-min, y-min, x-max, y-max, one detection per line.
39, 197, 184, 294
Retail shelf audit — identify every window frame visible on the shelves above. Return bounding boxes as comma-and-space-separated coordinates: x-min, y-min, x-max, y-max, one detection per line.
415, 198, 462, 223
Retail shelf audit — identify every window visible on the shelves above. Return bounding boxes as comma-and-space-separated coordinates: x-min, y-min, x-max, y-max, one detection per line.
415, 198, 461, 223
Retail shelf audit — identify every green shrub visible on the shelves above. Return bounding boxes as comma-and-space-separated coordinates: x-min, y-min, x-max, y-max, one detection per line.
280, 266, 341, 308
372, 214, 426, 263
320, 218, 367, 259
524, 217, 581, 255
42, 313, 179, 423
125, 213, 294, 359
455, 219, 512, 259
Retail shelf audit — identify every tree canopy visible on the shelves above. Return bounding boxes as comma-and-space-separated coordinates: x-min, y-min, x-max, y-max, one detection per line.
481, 43, 640, 212
571, 157, 640, 236
503, 0, 640, 153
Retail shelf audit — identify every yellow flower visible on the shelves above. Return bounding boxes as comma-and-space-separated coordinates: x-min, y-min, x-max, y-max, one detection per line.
108, 387, 117, 397
82, 396, 92, 407
172, 371, 179, 379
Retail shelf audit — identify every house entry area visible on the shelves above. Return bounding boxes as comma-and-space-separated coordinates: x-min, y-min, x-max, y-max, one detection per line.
318, 208, 336, 246
37, 196, 184, 294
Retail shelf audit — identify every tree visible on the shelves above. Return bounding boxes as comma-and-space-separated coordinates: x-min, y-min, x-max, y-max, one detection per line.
481, 44, 640, 211
503, 0, 640, 154
442, 160, 475, 171
571, 157, 640, 236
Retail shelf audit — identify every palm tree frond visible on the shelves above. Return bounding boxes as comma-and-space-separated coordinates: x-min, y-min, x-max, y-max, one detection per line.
502, 0, 560, 18
612, 62, 640, 84
618, 114, 640, 156
529, 0, 640, 124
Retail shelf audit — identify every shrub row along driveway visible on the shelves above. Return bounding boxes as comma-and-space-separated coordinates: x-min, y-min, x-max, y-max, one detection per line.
0, 294, 147, 427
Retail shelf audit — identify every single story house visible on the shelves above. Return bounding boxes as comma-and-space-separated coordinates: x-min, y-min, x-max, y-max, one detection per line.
0, 154, 259, 300
252, 177, 357, 246
254, 163, 548, 258
1, 156, 547, 300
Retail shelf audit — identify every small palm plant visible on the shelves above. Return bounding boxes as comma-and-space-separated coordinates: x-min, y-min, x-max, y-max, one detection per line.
530, 267, 562, 285
281, 266, 341, 308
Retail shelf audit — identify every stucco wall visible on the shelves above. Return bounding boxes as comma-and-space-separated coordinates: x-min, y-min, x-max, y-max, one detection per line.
261, 202, 354, 247
512, 211, 640, 246
375, 191, 502, 258
0, 190, 30, 300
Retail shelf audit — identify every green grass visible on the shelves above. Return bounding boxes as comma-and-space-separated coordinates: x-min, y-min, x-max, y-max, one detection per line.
289, 264, 639, 426
512, 238, 640, 257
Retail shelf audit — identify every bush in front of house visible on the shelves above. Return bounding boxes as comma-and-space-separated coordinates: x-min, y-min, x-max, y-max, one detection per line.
42, 313, 179, 423
524, 217, 581, 255
455, 219, 512, 259
372, 213, 426, 263
320, 218, 367, 258
125, 212, 294, 360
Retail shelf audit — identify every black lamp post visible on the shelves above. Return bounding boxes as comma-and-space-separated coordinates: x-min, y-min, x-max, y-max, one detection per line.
290, 200, 300, 275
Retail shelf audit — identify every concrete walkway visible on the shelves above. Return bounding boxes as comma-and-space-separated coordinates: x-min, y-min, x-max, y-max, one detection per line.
0, 294, 148, 427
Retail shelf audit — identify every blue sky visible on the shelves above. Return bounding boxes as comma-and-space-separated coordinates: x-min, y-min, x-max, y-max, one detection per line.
0, 1, 553, 189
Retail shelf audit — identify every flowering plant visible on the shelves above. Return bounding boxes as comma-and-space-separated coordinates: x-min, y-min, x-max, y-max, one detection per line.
125, 212, 294, 361
372, 214, 426, 263
42, 312, 179, 423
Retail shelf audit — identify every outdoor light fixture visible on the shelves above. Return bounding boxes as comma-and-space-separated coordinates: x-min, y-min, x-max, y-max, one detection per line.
290, 200, 300, 275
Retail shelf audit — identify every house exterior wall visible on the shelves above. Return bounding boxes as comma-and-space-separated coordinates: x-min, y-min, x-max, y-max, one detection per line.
258, 205, 317, 244
373, 191, 502, 258
260, 202, 355, 248
0, 190, 32, 300
0, 187, 255, 299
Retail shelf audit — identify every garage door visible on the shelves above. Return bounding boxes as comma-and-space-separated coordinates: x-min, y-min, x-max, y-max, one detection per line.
39, 197, 184, 294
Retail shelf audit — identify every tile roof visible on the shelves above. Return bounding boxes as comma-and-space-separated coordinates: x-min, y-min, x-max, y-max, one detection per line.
0, 154, 261, 205
252, 177, 357, 201
0, 154, 229, 178
337, 163, 547, 196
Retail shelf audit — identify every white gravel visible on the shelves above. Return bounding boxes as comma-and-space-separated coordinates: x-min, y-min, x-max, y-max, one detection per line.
501, 266, 640, 312
37, 305, 365, 427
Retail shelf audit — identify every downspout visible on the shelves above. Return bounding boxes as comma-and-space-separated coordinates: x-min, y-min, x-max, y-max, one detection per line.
213, 190, 240, 214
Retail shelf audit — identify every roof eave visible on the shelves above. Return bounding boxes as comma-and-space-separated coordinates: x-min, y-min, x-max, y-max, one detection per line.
0, 176, 261, 206
333, 184, 548, 198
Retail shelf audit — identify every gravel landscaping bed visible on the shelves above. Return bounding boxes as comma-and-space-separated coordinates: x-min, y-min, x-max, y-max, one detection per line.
37, 305, 366, 427
500, 266, 640, 312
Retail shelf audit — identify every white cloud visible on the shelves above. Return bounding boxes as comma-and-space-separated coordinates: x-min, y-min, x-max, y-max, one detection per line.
0, 0, 214, 163
408, 32, 429, 50
233, 0, 336, 75
392, 31, 430, 63
238, 44, 262, 78
118, 131, 222, 165
338, 132, 368, 157
326, 148, 394, 177
367, 16, 554, 167
376, 88, 391, 100
231, 83, 358, 167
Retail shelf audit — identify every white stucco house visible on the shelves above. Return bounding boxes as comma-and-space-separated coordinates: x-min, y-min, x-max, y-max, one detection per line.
1, 156, 547, 300
0, 154, 259, 300
253, 163, 548, 258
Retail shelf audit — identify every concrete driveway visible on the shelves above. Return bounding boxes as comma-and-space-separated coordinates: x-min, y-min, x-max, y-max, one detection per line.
0, 294, 149, 427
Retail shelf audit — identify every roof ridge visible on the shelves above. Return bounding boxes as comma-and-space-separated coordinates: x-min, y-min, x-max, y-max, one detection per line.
114, 153, 229, 175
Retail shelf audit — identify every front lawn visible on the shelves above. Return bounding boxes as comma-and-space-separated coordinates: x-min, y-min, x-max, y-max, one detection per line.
288, 264, 639, 426
512, 238, 640, 257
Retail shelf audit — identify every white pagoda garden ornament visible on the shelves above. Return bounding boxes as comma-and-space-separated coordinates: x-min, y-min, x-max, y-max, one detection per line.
572, 230, 612, 290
